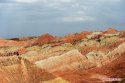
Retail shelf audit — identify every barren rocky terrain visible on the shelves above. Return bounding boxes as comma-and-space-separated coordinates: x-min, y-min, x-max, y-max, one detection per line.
0, 28, 125, 83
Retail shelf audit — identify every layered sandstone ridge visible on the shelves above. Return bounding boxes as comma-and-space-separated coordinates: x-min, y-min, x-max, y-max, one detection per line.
0, 28, 125, 83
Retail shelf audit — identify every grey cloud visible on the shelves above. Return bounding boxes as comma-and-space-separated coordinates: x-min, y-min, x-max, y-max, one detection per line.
0, 0, 124, 38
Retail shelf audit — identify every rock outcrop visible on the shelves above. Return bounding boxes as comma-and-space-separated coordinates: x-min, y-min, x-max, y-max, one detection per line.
63, 32, 91, 43
35, 50, 90, 73
0, 28, 125, 83
33, 33, 56, 46
104, 28, 118, 34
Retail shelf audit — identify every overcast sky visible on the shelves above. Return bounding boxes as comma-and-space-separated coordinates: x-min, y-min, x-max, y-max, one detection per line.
0, 0, 125, 38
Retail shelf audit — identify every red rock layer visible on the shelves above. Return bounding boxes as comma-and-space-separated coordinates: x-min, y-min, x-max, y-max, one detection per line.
33, 33, 56, 45
63, 32, 91, 43
104, 28, 118, 34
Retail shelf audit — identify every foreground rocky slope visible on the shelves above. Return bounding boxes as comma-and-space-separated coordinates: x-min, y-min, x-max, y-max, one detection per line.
0, 28, 125, 83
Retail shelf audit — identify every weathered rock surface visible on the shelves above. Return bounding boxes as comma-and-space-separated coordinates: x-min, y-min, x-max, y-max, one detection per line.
0, 58, 56, 83
33, 33, 56, 46
0, 28, 125, 83
35, 50, 92, 73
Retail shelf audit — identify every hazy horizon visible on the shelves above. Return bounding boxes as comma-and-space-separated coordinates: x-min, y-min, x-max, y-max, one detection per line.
0, 0, 125, 38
